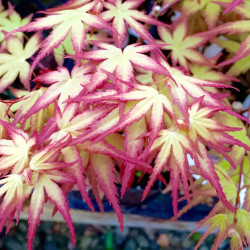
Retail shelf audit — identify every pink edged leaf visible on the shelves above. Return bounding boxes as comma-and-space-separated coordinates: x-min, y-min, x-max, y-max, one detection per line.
80, 42, 170, 91
197, 20, 250, 38
62, 146, 94, 211
7, 1, 112, 75
0, 33, 41, 91
0, 119, 29, 143
86, 160, 105, 213
142, 129, 192, 211
194, 142, 235, 212
90, 153, 124, 231
27, 179, 45, 250
157, 18, 211, 70
27, 173, 75, 250
101, 0, 168, 46
188, 98, 250, 168
0, 174, 26, 232
43, 175, 75, 246
23, 65, 92, 120
160, 62, 237, 121
0, 120, 36, 173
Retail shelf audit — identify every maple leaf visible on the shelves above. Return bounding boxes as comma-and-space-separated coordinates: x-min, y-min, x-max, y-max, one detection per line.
195, 213, 230, 249
89, 153, 124, 231
62, 146, 94, 211
214, 113, 250, 167
188, 98, 250, 167
0, 3, 32, 42
8, 0, 112, 74
22, 64, 94, 122
100, 0, 167, 47
157, 60, 235, 122
25, 134, 76, 250
80, 42, 169, 91
0, 120, 36, 174
0, 174, 31, 233
191, 209, 250, 249
144, 128, 195, 216
157, 18, 211, 70
181, 0, 222, 29
39, 103, 151, 171
27, 171, 75, 250
0, 33, 41, 92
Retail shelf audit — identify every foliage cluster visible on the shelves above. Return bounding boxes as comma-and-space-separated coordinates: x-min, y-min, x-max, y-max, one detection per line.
0, 0, 249, 249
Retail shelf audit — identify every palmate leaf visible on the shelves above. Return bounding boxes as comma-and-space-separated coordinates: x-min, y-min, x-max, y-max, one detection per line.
0, 3, 32, 42
158, 60, 234, 122
22, 64, 94, 122
145, 128, 194, 216
188, 98, 250, 167
62, 146, 94, 211
89, 153, 124, 231
214, 113, 250, 167
157, 18, 211, 70
191, 209, 250, 249
100, 0, 167, 47
27, 171, 75, 250
0, 33, 41, 91
0, 120, 36, 174
79, 42, 170, 91
195, 213, 230, 250
0, 174, 28, 232
181, 0, 222, 29
8, 0, 112, 74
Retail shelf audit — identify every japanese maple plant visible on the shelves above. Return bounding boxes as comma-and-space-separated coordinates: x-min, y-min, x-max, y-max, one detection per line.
0, 0, 249, 249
